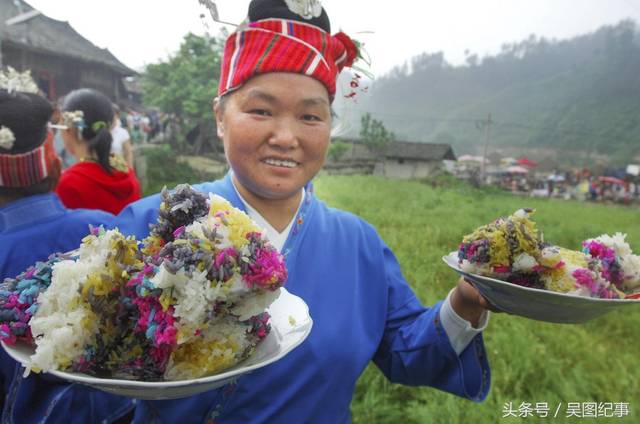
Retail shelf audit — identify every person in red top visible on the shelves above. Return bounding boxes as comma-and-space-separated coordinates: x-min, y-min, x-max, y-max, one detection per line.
56, 88, 141, 214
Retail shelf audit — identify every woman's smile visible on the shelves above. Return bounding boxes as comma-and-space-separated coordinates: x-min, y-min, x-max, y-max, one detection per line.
262, 157, 300, 168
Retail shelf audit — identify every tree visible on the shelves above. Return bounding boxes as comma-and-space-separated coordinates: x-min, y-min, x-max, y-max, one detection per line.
359, 113, 395, 155
141, 32, 226, 151
327, 139, 350, 162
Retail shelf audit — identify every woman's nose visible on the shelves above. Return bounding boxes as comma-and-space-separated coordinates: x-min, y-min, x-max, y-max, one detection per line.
268, 118, 299, 149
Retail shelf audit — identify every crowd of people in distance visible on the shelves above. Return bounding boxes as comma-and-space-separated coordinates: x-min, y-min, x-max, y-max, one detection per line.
53, 100, 173, 171
122, 108, 169, 145
457, 164, 640, 206
495, 174, 639, 204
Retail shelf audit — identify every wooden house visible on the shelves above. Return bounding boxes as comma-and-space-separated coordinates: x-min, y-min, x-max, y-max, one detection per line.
331, 138, 456, 179
0, 0, 135, 101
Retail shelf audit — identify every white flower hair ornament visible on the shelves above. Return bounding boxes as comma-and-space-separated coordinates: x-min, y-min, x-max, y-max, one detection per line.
198, 0, 239, 26
0, 126, 16, 150
197, 0, 322, 26
61, 111, 86, 130
0, 67, 39, 94
284, 0, 322, 19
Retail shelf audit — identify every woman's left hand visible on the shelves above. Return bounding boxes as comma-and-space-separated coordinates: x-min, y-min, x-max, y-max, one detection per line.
450, 278, 501, 328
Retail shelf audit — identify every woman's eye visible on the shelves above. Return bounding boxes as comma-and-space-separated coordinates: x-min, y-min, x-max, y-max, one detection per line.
302, 114, 321, 122
249, 109, 271, 116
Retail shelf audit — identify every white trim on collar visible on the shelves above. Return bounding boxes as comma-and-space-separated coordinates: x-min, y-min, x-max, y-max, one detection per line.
230, 180, 305, 253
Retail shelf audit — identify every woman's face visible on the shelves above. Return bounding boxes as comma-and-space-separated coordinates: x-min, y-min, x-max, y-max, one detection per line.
60, 127, 78, 155
215, 72, 331, 202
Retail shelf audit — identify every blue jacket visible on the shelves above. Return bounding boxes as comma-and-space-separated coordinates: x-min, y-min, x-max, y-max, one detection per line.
113, 174, 491, 424
0, 193, 135, 423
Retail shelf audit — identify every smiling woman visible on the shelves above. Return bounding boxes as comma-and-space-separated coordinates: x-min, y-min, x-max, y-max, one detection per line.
215, 73, 332, 231
112, 1, 494, 423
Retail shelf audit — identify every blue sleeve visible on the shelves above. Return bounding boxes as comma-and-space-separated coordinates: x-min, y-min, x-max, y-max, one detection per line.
372, 245, 491, 401
111, 193, 162, 238
1, 351, 133, 424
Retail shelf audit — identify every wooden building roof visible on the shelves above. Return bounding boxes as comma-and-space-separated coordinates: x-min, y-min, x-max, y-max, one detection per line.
340, 138, 457, 162
384, 141, 457, 161
0, 0, 135, 75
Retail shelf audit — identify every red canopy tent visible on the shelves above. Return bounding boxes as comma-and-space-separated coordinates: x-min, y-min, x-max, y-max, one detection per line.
598, 176, 627, 186
506, 165, 529, 174
516, 157, 538, 168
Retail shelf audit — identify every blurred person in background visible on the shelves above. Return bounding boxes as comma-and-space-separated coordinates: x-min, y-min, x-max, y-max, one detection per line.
111, 103, 135, 168
56, 88, 141, 214
51, 96, 75, 168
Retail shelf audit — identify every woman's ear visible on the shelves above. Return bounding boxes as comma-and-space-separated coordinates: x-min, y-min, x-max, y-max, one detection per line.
213, 98, 224, 138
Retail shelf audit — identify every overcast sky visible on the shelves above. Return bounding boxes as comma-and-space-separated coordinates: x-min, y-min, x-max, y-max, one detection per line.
24, 0, 640, 76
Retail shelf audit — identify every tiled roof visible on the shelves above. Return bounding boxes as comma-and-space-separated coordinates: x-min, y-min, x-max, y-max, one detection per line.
0, 0, 135, 75
385, 141, 457, 161
340, 138, 457, 161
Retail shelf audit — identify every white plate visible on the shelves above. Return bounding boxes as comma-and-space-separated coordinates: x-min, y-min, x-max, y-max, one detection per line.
442, 252, 639, 324
2, 288, 312, 399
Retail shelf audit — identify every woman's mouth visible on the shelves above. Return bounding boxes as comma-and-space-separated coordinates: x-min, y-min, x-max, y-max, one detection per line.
263, 158, 299, 168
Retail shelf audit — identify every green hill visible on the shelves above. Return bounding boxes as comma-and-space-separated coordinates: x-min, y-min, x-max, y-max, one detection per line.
347, 20, 640, 165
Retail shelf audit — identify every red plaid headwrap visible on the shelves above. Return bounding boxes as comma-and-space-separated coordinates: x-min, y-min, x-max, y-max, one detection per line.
219, 19, 359, 98
0, 131, 57, 188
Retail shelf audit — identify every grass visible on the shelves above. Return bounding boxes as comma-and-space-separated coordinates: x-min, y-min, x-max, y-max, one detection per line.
311, 175, 640, 424
141, 162, 638, 423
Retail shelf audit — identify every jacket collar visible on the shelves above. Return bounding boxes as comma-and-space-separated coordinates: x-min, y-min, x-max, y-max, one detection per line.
0, 193, 66, 233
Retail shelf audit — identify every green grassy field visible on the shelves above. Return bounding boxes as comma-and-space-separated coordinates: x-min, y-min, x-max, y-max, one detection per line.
312, 175, 640, 424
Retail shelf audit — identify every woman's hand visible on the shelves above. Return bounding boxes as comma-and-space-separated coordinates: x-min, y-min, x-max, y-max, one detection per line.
450, 278, 501, 328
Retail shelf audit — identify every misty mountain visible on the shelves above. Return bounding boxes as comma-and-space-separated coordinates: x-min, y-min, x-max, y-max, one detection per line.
343, 20, 640, 165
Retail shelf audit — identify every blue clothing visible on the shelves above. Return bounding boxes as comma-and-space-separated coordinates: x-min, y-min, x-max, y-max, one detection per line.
114, 174, 491, 423
0, 193, 114, 280
0, 193, 135, 423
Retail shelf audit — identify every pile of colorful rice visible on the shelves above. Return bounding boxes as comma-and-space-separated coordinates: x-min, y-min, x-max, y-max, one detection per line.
457, 209, 640, 299
0, 184, 287, 380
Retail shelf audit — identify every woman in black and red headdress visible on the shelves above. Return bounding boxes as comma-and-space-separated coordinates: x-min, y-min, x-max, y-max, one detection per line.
0, 69, 134, 424
120, 1, 493, 422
